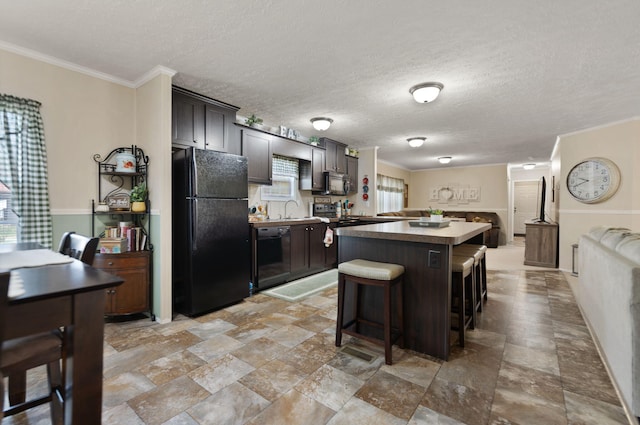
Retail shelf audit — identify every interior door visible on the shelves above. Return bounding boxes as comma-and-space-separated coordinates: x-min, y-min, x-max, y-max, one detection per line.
514, 181, 538, 234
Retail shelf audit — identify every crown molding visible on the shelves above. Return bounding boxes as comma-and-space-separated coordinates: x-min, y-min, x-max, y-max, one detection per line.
1, 40, 176, 89
133, 65, 177, 88
0, 40, 136, 87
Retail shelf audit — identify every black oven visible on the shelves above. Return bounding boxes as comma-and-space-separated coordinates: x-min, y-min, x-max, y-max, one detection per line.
256, 226, 291, 290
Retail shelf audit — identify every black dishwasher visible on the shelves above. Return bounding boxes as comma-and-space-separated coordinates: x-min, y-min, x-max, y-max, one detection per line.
256, 226, 291, 290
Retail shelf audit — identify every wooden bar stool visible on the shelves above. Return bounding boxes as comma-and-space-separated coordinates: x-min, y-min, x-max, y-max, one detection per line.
451, 255, 476, 347
453, 244, 488, 310
335, 259, 404, 365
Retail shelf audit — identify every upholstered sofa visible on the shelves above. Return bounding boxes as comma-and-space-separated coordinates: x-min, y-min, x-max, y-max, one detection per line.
377, 210, 501, 247
578, 226, 640, 417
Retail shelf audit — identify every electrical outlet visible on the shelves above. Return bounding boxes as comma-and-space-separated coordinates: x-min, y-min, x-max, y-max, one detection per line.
428, 250, 441, 268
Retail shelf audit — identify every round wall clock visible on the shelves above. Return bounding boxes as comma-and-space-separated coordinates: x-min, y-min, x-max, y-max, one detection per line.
566, 157, 620, 203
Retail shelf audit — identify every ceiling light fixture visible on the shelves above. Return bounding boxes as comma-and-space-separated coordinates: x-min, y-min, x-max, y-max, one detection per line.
438, 156, 452, 164
409, 82, 444, 103
310, 117, 333, 131
407, 137, 426, 148
523, 163, 536, 170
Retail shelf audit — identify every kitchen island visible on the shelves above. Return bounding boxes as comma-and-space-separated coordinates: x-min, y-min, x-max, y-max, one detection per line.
336, 220, 491, 360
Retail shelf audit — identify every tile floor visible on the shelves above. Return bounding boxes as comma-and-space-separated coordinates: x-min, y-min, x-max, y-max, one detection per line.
2, 269, 632, 425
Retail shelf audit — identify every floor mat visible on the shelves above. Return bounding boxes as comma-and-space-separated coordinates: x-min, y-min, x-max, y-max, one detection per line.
262, 269, 338, 302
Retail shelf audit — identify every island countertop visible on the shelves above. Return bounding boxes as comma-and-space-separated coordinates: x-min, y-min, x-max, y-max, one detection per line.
335, 220, 491, 245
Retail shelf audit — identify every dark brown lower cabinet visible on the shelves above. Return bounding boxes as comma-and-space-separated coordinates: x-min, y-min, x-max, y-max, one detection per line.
94, 251, 151, 316
290, 223, 336, 279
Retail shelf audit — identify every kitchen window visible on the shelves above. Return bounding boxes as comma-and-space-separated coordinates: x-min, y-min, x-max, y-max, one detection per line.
0, 180, 18, 243
0, 94, 53, 247
261, 155, 298, 201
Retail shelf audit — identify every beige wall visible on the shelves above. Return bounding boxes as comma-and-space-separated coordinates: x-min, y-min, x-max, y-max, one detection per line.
377, 160, 411, 183
557, 118, 640, 270
355, 147, 377, 216
1, 47, 174, 321
0, 49, 136, 211
135, 74, 174, 322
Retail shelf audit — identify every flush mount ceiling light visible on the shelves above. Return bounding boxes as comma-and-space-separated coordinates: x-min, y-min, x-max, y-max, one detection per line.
407, 137, 426, 148
438, 156, 452, 164
310, 117, 333, 131
523, 163, 536, 170
409, 82, 444, 103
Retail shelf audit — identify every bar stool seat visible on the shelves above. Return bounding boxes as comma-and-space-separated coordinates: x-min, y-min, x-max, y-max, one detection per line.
451, 255, 476, 347
336, 259, 404, 365
453, 244, 488, 310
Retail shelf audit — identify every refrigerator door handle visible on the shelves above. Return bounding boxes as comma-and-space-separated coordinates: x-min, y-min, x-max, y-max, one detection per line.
191, 149, 198, 196
192, 198, 198, 251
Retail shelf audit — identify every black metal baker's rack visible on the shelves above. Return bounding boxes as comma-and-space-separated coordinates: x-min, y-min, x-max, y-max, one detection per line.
91, 145, 151, 250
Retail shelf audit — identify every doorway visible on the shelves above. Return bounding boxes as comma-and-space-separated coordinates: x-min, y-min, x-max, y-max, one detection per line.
513, 181, 538, 235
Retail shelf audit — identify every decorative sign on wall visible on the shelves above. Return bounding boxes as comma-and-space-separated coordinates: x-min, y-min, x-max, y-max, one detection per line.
429, 185, 480, 205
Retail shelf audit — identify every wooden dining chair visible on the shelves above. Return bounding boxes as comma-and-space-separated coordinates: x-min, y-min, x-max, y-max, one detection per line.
0, 270, 11, 421
58, 231, 99, 265
2, 232, 98, 423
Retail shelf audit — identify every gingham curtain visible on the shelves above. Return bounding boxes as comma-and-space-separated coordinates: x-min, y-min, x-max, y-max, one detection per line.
0, 94, 52, 248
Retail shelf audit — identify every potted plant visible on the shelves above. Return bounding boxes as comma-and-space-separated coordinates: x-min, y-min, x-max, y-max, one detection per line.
130, 182, 147, 212
245, 114, 264, 129
308, 136, 319, 146
429, 207, 444, 222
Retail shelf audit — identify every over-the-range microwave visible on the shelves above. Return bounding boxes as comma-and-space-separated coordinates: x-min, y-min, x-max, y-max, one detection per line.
323, 171, 350, 196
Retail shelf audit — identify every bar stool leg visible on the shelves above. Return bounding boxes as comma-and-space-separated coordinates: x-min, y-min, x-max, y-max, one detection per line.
457, 274, 465, 347
482, 256, 488, 302
335, 273, 346, 347
397, 281, 404, 349
384, 282, 392, 365
476, 259, 484, 313
469, 268, 477, 329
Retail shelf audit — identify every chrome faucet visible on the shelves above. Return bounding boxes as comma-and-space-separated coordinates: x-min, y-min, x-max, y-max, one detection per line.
284, 199, 299, 219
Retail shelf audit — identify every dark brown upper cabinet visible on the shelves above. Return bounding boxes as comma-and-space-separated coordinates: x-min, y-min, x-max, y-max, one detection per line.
320, 137, 347, 174
172, 86, 240, 154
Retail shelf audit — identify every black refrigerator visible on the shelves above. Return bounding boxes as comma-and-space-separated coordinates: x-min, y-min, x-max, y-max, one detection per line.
172, 147, 250, 316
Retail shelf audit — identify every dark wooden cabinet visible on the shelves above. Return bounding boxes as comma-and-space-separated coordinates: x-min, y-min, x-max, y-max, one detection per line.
241, 128, 272, 184
312, 148, 325, 191
321, 137, 347, 173
271, 135, 312, 161
290, 223, 333, 278
172, 87, 239, 153
346, 155, 358, 195
290, 225, 307, 274
95, 251, 151, 316
325, 223, 338, 267
172, 91, 205, 149
524, 221, 558, 268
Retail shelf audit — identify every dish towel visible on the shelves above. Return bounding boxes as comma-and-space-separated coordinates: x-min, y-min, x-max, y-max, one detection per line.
323, 226, 334, 247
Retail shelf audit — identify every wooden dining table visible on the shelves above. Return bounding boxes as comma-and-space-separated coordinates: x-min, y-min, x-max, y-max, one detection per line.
2, 242, 124, 424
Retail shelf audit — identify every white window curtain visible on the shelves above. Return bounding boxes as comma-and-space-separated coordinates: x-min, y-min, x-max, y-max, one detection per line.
376, 174, 404, 213
0, 94, 53, 248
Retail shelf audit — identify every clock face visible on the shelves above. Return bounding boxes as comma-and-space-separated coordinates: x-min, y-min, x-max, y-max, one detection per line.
566, 157, 620, 203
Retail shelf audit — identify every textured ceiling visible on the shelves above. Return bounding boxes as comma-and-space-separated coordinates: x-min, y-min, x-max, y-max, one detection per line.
1, 1, 639, 170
